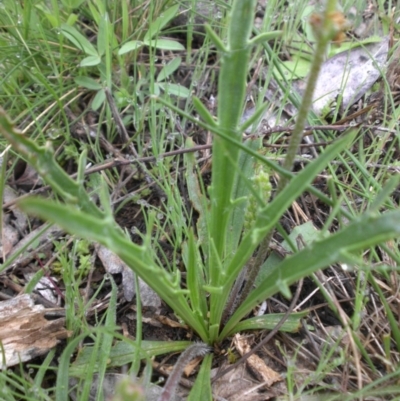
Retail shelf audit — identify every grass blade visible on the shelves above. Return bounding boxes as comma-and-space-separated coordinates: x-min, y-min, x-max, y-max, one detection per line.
186, 354, 213, 401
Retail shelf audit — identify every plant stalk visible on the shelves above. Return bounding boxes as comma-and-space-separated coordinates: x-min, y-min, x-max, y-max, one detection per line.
233, 0, 339, 311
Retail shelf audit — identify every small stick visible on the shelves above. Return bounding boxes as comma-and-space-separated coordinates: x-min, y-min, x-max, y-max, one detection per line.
158, 343, 211, 401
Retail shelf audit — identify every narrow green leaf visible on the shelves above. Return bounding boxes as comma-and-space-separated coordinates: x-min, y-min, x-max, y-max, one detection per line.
76, 148, 87, 185
184, 138, 210, 257
98, 176, 114, 217
204, 24, 227, 52
118, 40, 143, 55
18, 199, 115, 242
230, 311, 308, 335
192, 97, 217, 127
239, 102, 269, 133
57, 332, 90, 401
369, 175, 400, 212
187, 354, 213, 401
33, 348, 56, 390
248, 31, 282, 47
74, 76, 103, 90
66, 13, 78, 26
157, 57, 182, 82
143, 38, 185, 51
70, 340, 192, 376
158, 82, 190, 97
227, 132, 355, 282
79, 55, 101, 67
226, 138, 261, 257
153, 83, 161, 97
369, 273, 400, 353
60, 0, 85, 8
92, 88, 106, 110
184, 230, 207, 319
96, 13, 108, 56
144, 4, 179, 41
60, 23, 98, 56
25, 269, 45, 294
88, 0, 101, 25
95, 278, 118, 401
92, 0, 106, 15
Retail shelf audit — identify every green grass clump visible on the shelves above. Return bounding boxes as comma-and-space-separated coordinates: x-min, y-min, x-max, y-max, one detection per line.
1, 0, 400, 399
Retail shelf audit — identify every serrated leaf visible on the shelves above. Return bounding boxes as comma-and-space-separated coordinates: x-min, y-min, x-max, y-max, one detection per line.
257, 221, 320, 286
223, 209, 400, 339
0, 110, 101, 216
15, 197, 208, 340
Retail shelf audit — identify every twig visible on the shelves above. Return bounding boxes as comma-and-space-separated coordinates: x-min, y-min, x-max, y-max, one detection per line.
158, 343, 211, 401
104, 87, 139, 157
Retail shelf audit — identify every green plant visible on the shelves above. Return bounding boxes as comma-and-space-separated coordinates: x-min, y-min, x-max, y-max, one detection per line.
63, 3, 184, 110
153, 57, 191, 98
1, 0, 400, 397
